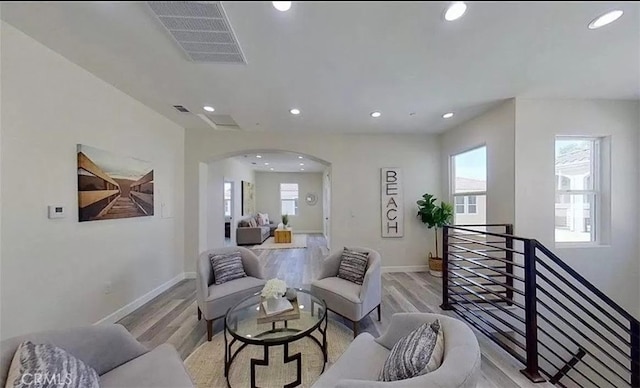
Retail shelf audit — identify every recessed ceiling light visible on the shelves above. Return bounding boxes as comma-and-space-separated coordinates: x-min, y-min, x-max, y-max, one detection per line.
272, 1, 291, 12
588, 10, 623, 29
203, 106, 215, 112
444, 2, 467, 21
300, 168, 305, 171
300, 163, 304, 166
370, 111, 381, 118
442, 112, 454, 119
265, 163, 269, 166
256, 155, 262, 158
298, 156, 303, 159
270, 168, 274, 171
289, 108, 301, 115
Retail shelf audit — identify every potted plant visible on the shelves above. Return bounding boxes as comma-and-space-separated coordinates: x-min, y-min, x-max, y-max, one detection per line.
417, 193, 454, 277
280, 214, 290, 229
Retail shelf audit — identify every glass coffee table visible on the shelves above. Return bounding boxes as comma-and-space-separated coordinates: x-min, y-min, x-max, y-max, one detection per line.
224, 289, 327, 388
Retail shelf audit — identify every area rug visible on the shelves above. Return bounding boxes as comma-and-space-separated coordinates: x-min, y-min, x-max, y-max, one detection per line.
251, 234, 308, 250
185, 317, 352, 387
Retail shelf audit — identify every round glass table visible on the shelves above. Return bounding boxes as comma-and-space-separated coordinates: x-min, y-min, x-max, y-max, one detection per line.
224, 288, 327, 388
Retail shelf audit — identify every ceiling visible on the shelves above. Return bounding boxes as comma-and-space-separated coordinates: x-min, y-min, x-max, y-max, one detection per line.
1, 1, 638, 134
231, 152, 327, 173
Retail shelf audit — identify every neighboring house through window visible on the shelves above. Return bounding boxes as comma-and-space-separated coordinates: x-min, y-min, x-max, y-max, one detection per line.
451, 146, 487, 225
455, 195, 477, 214
280, 183, 299, 216
555, 137, 602, 244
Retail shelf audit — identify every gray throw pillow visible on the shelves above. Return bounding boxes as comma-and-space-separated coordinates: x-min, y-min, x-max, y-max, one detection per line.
378, 319, 444, 382
209, 251, 247, 285
337, 248, 369, 285
5, 341, 99, 388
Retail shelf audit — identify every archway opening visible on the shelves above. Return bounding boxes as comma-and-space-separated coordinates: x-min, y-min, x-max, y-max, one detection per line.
198, 149, 332, 253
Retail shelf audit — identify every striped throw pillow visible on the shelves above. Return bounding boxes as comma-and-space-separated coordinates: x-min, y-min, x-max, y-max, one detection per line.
209, 251, 247, 285
378, 319, 444, 382
337, 248, 369, 285
6, 341, 99, 388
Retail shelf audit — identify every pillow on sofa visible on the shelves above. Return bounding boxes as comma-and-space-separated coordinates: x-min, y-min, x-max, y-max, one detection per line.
209, 251, 247, 285
257, 213, 270, 226
378, 319, 444, 382
5, 341, 100, 388
337, 248, 369, 285
248, 218, 258, 228
238, 220, 250, 227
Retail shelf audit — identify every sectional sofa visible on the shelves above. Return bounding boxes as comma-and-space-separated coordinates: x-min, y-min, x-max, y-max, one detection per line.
236, 215, 278, 245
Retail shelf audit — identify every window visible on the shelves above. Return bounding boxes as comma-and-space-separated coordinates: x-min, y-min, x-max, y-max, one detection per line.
555, 137, 601, 244
224, 182, 232, 217
455, 196, 465, 213
452, 146, 487, 225
280, 183, 299, 216
454, 196, 477, 214
468, 196, 477, 213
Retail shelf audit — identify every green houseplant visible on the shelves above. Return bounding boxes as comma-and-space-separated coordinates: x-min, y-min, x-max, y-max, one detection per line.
417, 193, 454, 276
281, 214, 289, 228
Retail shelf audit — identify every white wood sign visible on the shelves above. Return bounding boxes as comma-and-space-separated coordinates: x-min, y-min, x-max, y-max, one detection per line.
381, 168, 404, 238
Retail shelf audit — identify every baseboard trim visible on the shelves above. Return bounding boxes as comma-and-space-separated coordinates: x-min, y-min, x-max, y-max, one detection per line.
293, 230, 323, 234
382, 265, 429, 273
95, 272, 186, 325
184, 272, 196, 279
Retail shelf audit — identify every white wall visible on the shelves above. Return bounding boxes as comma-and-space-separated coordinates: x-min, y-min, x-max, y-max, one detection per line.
185, 131, 441, 273
0, 22, 185, 339
255, 172, 323, 233
514, 99, 640, 316
439, 99, 516, 226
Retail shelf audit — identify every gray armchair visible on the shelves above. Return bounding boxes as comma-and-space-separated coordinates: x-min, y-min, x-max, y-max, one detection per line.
311, 247, 381, 337
0, 324, 194, 387
311, 313, 481, 388
196, 246, 266, 340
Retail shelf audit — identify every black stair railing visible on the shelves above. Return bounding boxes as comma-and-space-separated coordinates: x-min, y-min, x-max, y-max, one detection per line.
441, 224, 640, 388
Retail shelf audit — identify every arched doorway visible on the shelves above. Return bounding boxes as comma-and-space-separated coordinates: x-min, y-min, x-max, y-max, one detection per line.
198, 149, 332, 253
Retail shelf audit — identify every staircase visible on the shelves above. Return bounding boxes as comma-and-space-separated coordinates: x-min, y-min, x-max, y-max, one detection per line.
440, 224, 640, 388
101, 196, 145, 219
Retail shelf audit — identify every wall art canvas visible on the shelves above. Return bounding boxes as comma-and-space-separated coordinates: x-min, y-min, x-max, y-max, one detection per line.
242, 180, 255, 216
77, 144, 154, 222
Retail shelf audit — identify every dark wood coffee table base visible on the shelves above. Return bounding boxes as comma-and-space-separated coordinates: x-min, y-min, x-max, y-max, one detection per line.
223, 315, 328, 388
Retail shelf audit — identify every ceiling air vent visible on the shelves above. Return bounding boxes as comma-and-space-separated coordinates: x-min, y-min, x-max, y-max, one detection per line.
173, 105, 190, 113
148, 1, 247, 64
197, 113, 242, 130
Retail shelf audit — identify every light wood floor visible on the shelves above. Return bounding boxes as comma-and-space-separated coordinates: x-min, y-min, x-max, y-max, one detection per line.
117, 235, 552, 388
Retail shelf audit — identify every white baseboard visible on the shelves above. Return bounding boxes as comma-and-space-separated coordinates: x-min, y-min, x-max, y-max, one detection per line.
184, 272, 196, 279
95, 272, 186, 325
293, 230, 323, 234
382, 265, 429, 273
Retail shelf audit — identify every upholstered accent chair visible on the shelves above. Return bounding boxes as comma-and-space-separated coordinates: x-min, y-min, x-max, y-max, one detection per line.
0, 325, 194, 387
310, 247, 381, 337
311, 313, 481, 388
196, 247, 266, 341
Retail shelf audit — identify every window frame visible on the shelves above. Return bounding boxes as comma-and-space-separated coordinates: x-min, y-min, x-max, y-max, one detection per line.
450, 145, 487, 225
280, 183, 299, 216
223, 182, 232, 218
554, 136, 601, 246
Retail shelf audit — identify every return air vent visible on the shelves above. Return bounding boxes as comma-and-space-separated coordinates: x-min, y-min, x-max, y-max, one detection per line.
173, 105, 190, 113
196, 113, 242, 130
147, 1, 246, 64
